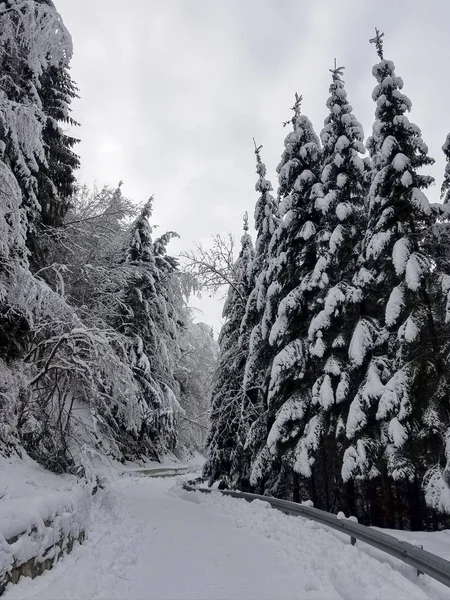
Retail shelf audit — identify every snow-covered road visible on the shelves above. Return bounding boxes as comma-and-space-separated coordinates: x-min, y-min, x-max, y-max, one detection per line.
4, 475, 449, 600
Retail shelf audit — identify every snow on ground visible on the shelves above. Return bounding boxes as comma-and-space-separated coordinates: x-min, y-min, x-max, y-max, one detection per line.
184, 486, 450, 600
4, 473, 450, 600
0, 455, 90, 581
0, 454, 79, 504
374, 527, 450, 563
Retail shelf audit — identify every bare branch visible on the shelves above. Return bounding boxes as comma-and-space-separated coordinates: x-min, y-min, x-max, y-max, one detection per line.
179, 234, 243, 299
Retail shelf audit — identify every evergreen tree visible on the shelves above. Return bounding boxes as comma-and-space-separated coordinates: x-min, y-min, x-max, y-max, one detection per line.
291, 62, 369, 511
248, 95, 323, 497
152, 230, 185, 397
0, 0, 79, 261
204, 215, 254, 488
232, 142, 280, 489
120, 199, 181, 458
342, 30, 449, 528
243, 141, 279, 404
0, 0, 77, 362
36, 64, 80, 229
126, 198, 155, 263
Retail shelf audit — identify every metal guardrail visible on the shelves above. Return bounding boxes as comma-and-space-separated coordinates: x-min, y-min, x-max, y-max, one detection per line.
183, 482, 450, 589
124, 467, 191, 479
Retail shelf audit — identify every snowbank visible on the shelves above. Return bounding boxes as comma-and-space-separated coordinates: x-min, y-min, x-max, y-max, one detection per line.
179, 484, 450, 600
4, 474, 450, 600
0, 456, 90, 593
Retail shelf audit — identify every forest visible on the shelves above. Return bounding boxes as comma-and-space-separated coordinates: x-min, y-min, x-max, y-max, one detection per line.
202, 33, 450, 530
1, 1, 450, 532
0, 0, 216, 476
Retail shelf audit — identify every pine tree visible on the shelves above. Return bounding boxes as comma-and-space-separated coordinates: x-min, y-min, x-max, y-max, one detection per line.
231, 142, 280, 489
204, 215, 254, 488
342, 30, 449, 528
0, 0, 76, 360
36, 64, 80, 229
0, 0, 79, 262
120, 198, 181, 457
290, 62, 369, 510
243, 142, 279, 404
152, 230, 185, 396
248, 95, 323, 497
126, 198, 155, 263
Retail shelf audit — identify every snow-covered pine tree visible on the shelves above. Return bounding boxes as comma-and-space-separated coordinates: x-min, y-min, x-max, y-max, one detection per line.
423, 134, 450, 517
342, 30, 450, 528
120, 198, 181, 458
36, 63, 80, 230
288, 62, 370, 511
204, 215, 254, 489
248, 95, 323, 498
242, 141, 279, 405
0, 0, 78, 264
126, 198, 155, 263
153, 229, 184, 385
0, 0, 75, 373
233, 142, 280, 490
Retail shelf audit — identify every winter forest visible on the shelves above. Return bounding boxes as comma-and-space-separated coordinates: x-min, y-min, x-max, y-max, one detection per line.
2, 0, 450, 535
0, 0, 217, 475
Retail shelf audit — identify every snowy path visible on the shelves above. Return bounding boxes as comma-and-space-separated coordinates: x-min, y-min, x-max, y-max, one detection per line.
4, 476, 449, 600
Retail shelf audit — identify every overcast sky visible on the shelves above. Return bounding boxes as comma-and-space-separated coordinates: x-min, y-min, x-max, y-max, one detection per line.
56, 0, 450, 334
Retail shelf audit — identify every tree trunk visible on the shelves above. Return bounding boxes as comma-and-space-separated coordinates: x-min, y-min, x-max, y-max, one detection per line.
407, 478, 423, 531
343, 479, 356, 517
368, 479, 381, 526
381, 468, 395, 528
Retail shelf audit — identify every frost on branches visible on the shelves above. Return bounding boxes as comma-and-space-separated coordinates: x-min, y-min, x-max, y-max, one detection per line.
176, 320, 218, 454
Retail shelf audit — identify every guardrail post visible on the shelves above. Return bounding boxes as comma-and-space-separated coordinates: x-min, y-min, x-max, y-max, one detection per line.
417, 545, 424, 577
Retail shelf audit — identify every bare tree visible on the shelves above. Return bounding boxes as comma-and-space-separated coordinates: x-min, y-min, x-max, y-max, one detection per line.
179, 233, 239, 299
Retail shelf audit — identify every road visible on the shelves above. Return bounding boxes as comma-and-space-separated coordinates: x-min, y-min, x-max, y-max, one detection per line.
4, 474, 448, 600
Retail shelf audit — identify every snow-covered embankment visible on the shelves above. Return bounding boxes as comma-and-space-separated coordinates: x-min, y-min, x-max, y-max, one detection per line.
0, 458, 90, 594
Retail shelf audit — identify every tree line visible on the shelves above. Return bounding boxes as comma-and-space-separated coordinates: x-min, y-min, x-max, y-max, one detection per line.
204, 30, 450, 530
0, 0, 216, 474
